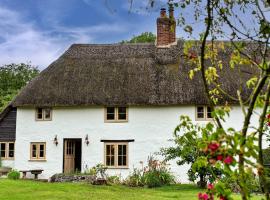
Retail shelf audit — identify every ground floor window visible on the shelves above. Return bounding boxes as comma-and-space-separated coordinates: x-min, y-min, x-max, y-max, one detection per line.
104, 143, 128, 168
30, 142, 46, 160
0, 142, 15, 159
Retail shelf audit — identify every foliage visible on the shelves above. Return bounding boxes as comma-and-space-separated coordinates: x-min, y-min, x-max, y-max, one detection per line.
107, 175, 121, 185
0, 63, 39, 111
7, 170, 20, 180
121, 32, 156, 44
124, 156, 175, 188
221, 172, 261, 194
124, 168, 144, 187
85, 163, 108, 179
161, 116, 222, 188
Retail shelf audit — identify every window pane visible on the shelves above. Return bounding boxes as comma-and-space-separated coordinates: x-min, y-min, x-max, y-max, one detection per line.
106, 107, 115, 120
118, 107, 127, 120
197, 106, 204, 118
118, 145, 127, 166
118, 156, 123, 166
207, 107, 213, 118
44, 109, 51, 119
0, 143, 6, 158
39, 144, 45, 158
37, 108, 43, 119
8, 143, 14, 158
32, 144, 37, 158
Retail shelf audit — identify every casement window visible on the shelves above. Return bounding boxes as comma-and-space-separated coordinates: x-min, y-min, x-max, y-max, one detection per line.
104, 143, 128, 168
0, 142, 15, 159
36, 108, 52, 121
30, 142, 46, 160
196, 106, 213, 120
105, 107, 128, 122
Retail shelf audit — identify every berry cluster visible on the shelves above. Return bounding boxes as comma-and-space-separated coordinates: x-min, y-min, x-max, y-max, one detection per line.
204, 142, 234, 166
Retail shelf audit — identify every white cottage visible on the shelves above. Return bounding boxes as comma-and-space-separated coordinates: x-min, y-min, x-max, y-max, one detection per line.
0, 7, 261, 182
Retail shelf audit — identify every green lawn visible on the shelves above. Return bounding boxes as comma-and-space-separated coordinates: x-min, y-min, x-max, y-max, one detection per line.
0, 179, 265, 200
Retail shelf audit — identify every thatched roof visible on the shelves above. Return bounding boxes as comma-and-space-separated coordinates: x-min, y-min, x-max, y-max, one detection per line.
12, 40, 259, 107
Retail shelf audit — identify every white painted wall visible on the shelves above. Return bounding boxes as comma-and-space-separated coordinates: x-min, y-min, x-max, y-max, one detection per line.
1, 160, 14, 168
14, 106, 265, 182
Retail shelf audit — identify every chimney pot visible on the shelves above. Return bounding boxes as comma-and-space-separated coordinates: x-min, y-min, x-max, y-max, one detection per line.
160, 8, 166, 17
169, 4, 174, 18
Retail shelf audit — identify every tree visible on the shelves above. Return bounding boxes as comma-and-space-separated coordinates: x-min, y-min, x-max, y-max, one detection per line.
161, 116, 222, 188
0, 63, 39, 111
121, 32, 156, 43
140, 0, 270, 199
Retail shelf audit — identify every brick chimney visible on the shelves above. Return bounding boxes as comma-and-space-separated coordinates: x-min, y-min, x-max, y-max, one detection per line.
156, 5, 176, 47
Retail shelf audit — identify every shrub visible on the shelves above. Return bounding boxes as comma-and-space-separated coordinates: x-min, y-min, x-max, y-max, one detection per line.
85, 163, 107, 178
221, 169, 261, 193
107, 175, 121, 184
124, 156, 175, 188
125, 168, 144, 187
143, 156, 175, 187
7, 170, 20, 180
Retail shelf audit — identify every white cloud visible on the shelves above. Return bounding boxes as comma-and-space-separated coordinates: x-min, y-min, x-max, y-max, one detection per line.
0, 6, 127, 69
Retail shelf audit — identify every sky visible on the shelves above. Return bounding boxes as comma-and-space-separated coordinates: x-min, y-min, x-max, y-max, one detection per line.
0, 0, 185, 69
1, 0, 267, 69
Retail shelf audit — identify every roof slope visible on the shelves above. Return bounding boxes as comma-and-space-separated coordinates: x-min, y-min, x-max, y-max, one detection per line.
12, 40, 259, 107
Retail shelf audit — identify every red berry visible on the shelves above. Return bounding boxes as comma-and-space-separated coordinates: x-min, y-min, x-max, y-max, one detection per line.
208, 143, 220, 152
207, 183, 214, 190
217, 155, 223, 161
224, 156, 233, 164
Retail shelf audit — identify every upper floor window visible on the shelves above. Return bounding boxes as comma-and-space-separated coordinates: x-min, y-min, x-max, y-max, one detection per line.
105, 107, 128, 122
30, 142, 46, 160
196, 106, 213, 121
36, 108, 52, 121
0, 142, 15, 160
104, 143, 128, 168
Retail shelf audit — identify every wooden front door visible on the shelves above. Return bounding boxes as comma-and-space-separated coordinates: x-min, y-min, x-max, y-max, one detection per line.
64, 140, 75, 173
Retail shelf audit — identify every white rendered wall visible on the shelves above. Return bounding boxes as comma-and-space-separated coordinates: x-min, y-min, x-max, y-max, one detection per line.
1, 160, 14, 168
14, 106, 263, 182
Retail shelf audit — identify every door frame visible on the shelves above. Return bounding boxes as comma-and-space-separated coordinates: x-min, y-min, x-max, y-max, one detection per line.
62, 138, 82, 173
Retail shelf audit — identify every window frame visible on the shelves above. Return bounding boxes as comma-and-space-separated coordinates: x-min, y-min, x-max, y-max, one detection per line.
104, 107, 128, 123
104, 142, 129, 168
195, 106, 213, 121
35, 108, 52, 121
30, 142, 46, 161
0, 142, 15, 160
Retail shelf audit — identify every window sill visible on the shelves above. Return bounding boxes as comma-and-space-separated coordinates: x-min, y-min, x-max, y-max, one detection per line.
195, 118, 214, 121
1, 158, 14, 161
104, 120, 128, 123
106, 167, 129, 169
28, 159, 47, 162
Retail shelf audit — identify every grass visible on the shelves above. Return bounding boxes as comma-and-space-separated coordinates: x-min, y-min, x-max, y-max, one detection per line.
0, 179, 265, 200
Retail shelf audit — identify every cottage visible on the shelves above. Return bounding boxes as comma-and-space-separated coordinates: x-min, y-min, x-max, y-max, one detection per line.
0, 6, 261, 182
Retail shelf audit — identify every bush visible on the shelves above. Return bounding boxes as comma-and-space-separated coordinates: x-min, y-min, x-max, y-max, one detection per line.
124, 156, 175, 188
125, 168, 144, 187
107, 175, 121, 185
7, 170, 20, 180
221, 169, 261, 193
